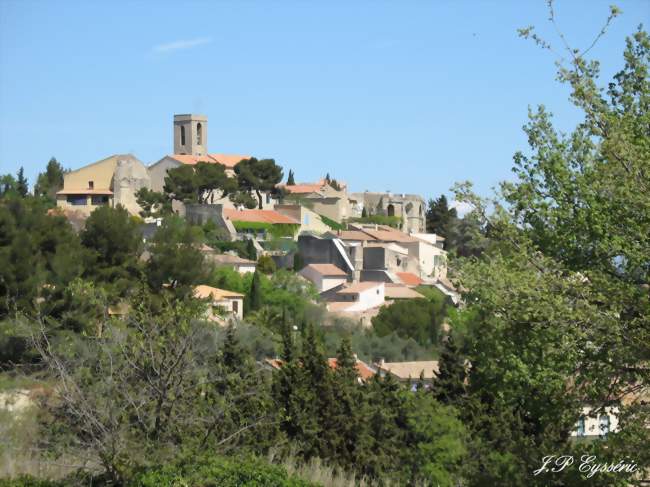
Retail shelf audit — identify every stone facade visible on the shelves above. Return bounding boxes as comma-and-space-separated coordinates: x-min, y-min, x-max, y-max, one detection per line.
174, 114, 207, 156
350, 191, 427, 233
56, 154, 150, 216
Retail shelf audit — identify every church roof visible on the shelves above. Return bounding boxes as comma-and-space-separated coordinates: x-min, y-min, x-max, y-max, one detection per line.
168, 153, 250, 168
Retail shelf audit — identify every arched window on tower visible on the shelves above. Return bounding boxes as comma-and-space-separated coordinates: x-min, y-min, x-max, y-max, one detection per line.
197, 123, 202, 145
387, 204, 395, 217
180, 126, 186, 146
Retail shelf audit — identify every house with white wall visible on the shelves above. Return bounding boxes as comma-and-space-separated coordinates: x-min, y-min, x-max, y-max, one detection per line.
299, 263, 348, 292
326, 281, 385, 313
194, 285, 244, 322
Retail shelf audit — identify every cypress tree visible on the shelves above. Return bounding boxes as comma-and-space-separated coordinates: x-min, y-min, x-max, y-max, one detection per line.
286, 169, 295, 185
249, 270, 262, 311
361, 207, 368, 218
245, 238, 257, 260
16, 167, 28, 197
431, 334, 466, 405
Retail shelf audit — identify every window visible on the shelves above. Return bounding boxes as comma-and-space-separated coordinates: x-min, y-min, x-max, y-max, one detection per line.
67, 195, 87, 206
232, 300, 239, 314
180, 125, 186, 146
576, 416, 585, 436
88, 180, 94, 190
196, 123, 202, 145
387, 203, 395, 217
599, 415, 610, 436
91, 195, 109, 205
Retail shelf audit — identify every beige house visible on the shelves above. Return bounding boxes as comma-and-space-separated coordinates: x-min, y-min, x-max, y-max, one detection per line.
299, 263, 348, 292
56, 154, 150, 215
208, 252, 257, 274
274, 204, 331, 235
194, 285, 244, 321
283, 179, 352, 223
376, 359, 440, 390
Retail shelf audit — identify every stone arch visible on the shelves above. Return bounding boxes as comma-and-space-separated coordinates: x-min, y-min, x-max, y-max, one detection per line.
387, 204, 395, 217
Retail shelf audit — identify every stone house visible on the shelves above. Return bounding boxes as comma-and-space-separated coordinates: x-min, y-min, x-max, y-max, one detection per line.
283, 179, 352, 223
56, 154, 150, 216
274, 204, 332, 235
193, 285, 244, 321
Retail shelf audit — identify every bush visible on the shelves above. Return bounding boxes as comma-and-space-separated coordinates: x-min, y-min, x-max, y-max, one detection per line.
130, 456, 319, 487
257, 255, 277, 274
349, 215, 402, 228
0, 477, 64, 487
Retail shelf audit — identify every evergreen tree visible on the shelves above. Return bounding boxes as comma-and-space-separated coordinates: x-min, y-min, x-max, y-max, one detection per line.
292, 252, 304, 272
431, 335, 466, 405
249, 270, 263, 311
286, 169, 295, 186
35, 157, 65, 200
425, 195, 457, 238
245, 238, 257, 260
16, 167, 28, 197
361, 207, 368, 218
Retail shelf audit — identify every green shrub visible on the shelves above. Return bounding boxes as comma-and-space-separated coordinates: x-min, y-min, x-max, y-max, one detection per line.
0, 477, 64, 487
130, 456, 319, 487
317, 214, 344, 231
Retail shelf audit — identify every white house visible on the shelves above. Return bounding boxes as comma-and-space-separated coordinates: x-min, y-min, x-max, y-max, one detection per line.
571, 406, 620, 438
299, 263, 348, 292
193, 285, 245, 321
208, 253, 257, 274
326, 281, 385, 313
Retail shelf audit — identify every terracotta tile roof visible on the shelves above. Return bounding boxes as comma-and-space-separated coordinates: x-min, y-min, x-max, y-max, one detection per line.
264, 357, 374, 381
209, 254, 256, 265
396, 272, 423, 287
384, 284, 425, 300
223, 208, 299, 224
169, 153, 250, 168
284, 183, 326, 194
194, 285, 245, 300
338, 281, 383, 294
361, 229, 418, 243
377, 360, 439, 380
56, 189, 113, 195
304, 263, 347, 277
334, 230, 375, 241
328, 358, 376, 380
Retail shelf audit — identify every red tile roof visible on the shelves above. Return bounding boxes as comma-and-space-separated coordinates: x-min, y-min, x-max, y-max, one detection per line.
338, 281, 383, 294
396, 272, 423, 287
169, 153, 250, 168
223, 208, 299, 224
303, 263, 347, 277
264, 358, 375, 381
328, 358, 376, 380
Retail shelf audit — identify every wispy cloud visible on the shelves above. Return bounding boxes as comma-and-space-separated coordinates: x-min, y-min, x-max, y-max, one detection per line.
153, 37, 212, 53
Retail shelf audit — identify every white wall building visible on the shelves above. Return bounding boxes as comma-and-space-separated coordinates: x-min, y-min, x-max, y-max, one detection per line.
299, 263, 348, 292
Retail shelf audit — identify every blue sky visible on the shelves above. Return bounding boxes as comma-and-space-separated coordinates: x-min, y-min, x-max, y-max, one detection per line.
0, 1, 647, 204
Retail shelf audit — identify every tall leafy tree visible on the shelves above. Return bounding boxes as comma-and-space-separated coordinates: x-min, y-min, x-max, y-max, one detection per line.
146, 216, 207, 295
80, 205, 143, 299
450, 13, 650, 486
234, 158, 283, 209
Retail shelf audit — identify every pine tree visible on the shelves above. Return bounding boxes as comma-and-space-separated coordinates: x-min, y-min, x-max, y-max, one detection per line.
249, 270, 263, 311
292, 252, 304, 272
361, 207, 368, 218
431, 335, 466, 405
286, 169, 295, 185
35, 157, 64, 199
16, 167, 28, 197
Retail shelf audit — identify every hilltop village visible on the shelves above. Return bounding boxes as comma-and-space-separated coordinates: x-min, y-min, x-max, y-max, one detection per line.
54, 113, 460, 333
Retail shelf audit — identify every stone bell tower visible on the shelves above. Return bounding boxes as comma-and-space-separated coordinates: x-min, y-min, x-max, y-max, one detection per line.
173, 114, 207, 156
